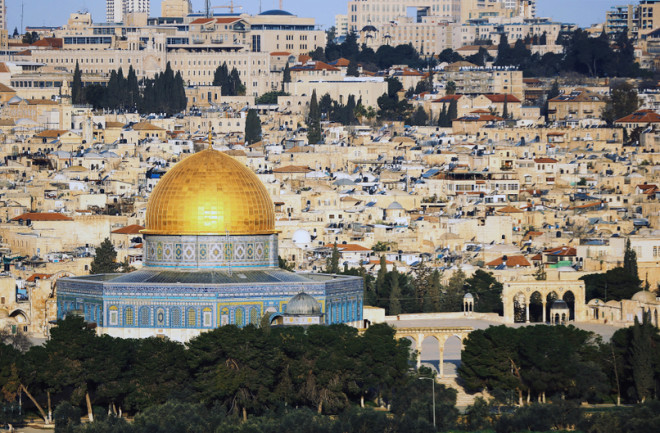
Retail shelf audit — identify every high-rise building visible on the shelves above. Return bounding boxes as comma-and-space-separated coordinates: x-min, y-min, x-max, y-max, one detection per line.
335, 14, 349, 38
606, 0, 660, 38
161, 0, 192, 18
107, 0, 150, 23
0, 0, 7, 30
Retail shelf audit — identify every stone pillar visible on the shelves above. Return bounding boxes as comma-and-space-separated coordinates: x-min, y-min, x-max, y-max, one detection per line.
542, 301, 547, 323
416, 334, 423, 369
439, 342, 445, 378
525, 303, 530, 323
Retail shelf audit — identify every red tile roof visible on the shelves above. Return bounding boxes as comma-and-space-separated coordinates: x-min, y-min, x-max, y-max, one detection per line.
486, 255, 531, 267
12, 212, 73, 222
534, 158, 557, 163
543, 246, 576, 256
26, 273, 53, 282
111, 224, 144, 234
615, 109, 660, 124
325, 243, 371, 252
484, 94, 521, 103
270, 51, 291, 56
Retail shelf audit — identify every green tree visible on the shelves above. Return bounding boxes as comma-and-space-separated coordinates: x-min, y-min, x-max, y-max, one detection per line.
327, 244, 341, 274
631, 315, 656, 402
441, 268, 465, 311
307, 90, 322, 144
408, 106, 428, 126
244, 109, 262, 144
624, 237, 639, 281
445, 80, 456, 95
71, 61, 84, 105
388, 274, 401, 316
282, 63, 291, 90
602, 81, 640, 124
465, 269, 503, 314
346, 60, 359, 77
90, 238, 119, 275
447, 98, 458, 123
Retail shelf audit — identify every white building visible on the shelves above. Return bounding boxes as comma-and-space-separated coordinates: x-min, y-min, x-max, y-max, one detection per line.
107, 0, 150, 23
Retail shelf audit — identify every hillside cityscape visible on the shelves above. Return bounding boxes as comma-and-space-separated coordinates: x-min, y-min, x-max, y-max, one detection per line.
0, 1, 660, 432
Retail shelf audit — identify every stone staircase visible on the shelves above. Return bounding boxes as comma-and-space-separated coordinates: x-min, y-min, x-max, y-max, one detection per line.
437, 375, 490, 408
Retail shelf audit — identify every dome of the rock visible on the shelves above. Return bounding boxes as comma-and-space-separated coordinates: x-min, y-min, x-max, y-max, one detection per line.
143, 149, 276, 236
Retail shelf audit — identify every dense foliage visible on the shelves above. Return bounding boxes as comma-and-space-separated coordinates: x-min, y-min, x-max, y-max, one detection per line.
459, 318, 660, 406
79, 64, 186, 116
244, 109, 261, 144
212, 63, 246, 96
0, 317, 439, 426
360, 260, 502, 315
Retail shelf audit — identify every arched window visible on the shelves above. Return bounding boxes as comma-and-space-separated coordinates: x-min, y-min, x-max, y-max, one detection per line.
139, 307, 150, 326
170, 307, 181, 327
250, 307, 259, 325
235, 307, 245, 327
202, 307, 212, 327
124, 307, 134, 326
187, 308, 196, 327
109, 305, 118, 326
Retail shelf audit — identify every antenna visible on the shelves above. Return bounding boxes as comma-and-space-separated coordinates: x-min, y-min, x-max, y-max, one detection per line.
21, 1, 24, 34
206, 0, 212, 17
279, 0, 283, 10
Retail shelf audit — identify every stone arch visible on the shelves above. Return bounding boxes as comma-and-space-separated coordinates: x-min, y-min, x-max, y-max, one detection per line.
9, 309, 29, 325
441, 334, 465, 378
529, 291, 544, 323
513, 291, 526, 323
546, 291, 558, 322
563, 290, 575, 321
419, 334, 442, 373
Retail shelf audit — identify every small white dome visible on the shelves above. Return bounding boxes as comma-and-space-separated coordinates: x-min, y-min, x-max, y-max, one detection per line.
632, 291, 657, 303
292, 229, 312, 247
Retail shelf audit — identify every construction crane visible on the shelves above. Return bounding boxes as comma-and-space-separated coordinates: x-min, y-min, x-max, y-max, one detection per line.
211, 0, 243, 14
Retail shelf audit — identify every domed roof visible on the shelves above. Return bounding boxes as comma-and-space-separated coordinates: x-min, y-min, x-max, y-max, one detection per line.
550, 299, 569, 310
632, 290, 657, 303
286, 292, 321, 315
143, 149, 276, 236
292, 229, 312, 246
387, 201, 404, 210
259, 9, 293, 16
463, 293, 474, 299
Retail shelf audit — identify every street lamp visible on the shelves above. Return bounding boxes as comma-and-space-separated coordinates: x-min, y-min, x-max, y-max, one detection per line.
419, 376, 435, 428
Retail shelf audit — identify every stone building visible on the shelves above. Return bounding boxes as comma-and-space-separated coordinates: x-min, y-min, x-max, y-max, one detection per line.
57, 149, 363, 342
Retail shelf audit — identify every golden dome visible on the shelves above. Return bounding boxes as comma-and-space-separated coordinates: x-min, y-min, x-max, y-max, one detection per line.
143, 149, 276, 236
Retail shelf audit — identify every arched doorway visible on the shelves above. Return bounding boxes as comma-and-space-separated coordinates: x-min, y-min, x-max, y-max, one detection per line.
513, 292, 526, 323
545, 292, 558, 322
442, 335, 463, 377
563, 291, 575, 321
420, 335, 441, 373
529, 291, 543, 322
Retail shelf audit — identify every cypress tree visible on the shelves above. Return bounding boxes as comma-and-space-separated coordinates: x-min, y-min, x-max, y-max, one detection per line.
502, 94, 509, 119
631, 315, 654, 402
438, 104, 448, 127
282, 63, 291, 91
624, 238, 639, 281
389, 273, 402, 315
244, 109, 262, 144
447, 99, 458, 124
71, 61, 84, 105
127, 66, 139, 110
307, 90, 321, 144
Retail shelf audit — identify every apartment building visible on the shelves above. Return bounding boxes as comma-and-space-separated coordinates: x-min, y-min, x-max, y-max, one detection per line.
161, 0, 192, 18
107, 0, 150, 23
606, 0, 660, 38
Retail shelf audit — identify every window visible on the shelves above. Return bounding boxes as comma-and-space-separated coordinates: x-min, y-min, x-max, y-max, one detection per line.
203, 307, 212, 327
124, 307, 134, 325
139, 307, 150, 326
235, 307, 245, 327
187, 308, 196, 327
171, 307, 181, 327
109, 305, 118, 326
250, 307, 259, 324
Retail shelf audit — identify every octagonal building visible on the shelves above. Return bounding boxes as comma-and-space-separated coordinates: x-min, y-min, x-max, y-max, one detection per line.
57, 149, 363, 341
